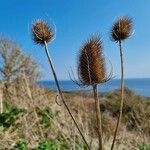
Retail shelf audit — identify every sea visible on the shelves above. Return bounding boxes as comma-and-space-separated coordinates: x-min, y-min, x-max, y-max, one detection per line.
38, 78, 150, 97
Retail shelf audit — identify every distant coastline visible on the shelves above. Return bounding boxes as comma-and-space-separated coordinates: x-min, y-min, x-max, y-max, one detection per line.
38, 78, 150, 97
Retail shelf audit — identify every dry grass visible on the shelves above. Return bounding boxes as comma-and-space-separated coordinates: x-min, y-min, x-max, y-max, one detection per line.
0, 79, 149, 149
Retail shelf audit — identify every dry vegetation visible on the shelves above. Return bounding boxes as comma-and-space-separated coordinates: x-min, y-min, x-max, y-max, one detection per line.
0, 17, 149, 150
0, 78, 149, 149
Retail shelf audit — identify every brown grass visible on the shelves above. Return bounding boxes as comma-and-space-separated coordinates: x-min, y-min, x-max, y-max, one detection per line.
0, 80, 149, 149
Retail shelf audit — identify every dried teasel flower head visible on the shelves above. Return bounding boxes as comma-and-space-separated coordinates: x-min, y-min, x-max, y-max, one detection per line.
77, 35, 111, 86
32, 19, 54, 45
111, 16, 133, 42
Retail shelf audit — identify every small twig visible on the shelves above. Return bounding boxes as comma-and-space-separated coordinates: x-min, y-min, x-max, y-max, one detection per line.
0, 87, 3, 113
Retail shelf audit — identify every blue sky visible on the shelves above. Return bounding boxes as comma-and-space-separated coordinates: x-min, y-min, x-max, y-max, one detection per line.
0, 0, 150, 80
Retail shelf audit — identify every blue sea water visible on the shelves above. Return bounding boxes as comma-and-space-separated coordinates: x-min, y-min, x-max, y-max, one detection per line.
38, 78, 150, 97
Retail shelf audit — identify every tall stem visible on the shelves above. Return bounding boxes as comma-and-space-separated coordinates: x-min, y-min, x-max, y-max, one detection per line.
111, 40, 124, 150
23, 70, 44, 138
44, 41, 91, 150
93, 84, 103, 150
0, 87, 3, 113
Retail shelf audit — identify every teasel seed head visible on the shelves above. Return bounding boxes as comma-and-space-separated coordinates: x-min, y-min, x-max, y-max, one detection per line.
32, 19, 54, 45
77, 35, 111, 86
111, 16, 133, 42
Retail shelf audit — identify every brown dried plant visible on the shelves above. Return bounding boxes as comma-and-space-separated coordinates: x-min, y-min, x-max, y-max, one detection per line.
111, 16, 132, 42
77, 35, 112, 150
110, 16, 133, 150
78, 36, 109, 86
0, 37, 39, 107
31, 19, 91, 150
32, 20, 54, 45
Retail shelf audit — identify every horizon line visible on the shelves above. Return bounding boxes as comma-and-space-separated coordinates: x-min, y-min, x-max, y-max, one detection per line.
39, 77, 150, 82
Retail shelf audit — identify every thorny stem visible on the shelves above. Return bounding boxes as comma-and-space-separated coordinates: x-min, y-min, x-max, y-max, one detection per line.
93, 84, 103, 150
44, 41, 91, 150
111, 40, 124, 150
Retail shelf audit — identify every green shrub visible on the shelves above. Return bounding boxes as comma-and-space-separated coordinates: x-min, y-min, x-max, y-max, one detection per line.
32, 138, 69, 150
36, 107, 57, 128
0, 102, 26, 129
33, 139, 58, 150
14, 140, 28, 150
105, 88, 150, 133
56, 135, 69, 149
75, 138, 88, 150
138, 143, 150, 150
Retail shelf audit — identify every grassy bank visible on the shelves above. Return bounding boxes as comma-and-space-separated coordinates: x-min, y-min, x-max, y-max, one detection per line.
0, 83, 150, 150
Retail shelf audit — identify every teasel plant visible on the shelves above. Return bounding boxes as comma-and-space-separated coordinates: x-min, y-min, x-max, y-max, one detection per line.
71, 35, 112, 150
110, 16, 133, 150
31, 19, 91, 150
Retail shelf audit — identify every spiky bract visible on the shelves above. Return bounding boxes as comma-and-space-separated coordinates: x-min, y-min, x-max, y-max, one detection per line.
32, 20, 54, 45
111, 17, 132, 42
78, 36, 109, 86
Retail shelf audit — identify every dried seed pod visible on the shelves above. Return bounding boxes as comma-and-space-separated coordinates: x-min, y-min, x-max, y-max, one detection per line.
111, 16, 132, 42
78, 36, 109, 86
32, 20, 54, 45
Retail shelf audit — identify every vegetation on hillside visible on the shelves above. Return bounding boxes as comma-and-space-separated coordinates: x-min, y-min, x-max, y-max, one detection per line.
0, 15, 149, 150
0, 79, 149, 149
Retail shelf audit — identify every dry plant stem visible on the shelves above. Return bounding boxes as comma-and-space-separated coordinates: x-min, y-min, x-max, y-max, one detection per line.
93, 84, 103, 150
44, 41, 91, 150
111, 40, 124, 150
0, 88, 3, 113
22, 71, 44, 138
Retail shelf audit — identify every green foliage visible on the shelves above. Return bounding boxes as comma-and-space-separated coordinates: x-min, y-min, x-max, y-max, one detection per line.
32, 138, 69, 150
138, 144, 150, 150
56, 134, 69, 149
14, 140, 28, 150
75, 138, 88, 150
13, 137, 87, 150
33, 139, 58, 150
36, 107, 57, 128
0, 102, 26, 129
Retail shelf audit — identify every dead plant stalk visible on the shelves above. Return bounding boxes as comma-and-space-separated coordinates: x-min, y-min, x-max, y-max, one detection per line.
93, 84, 103, 150
44, 41, 91, 150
